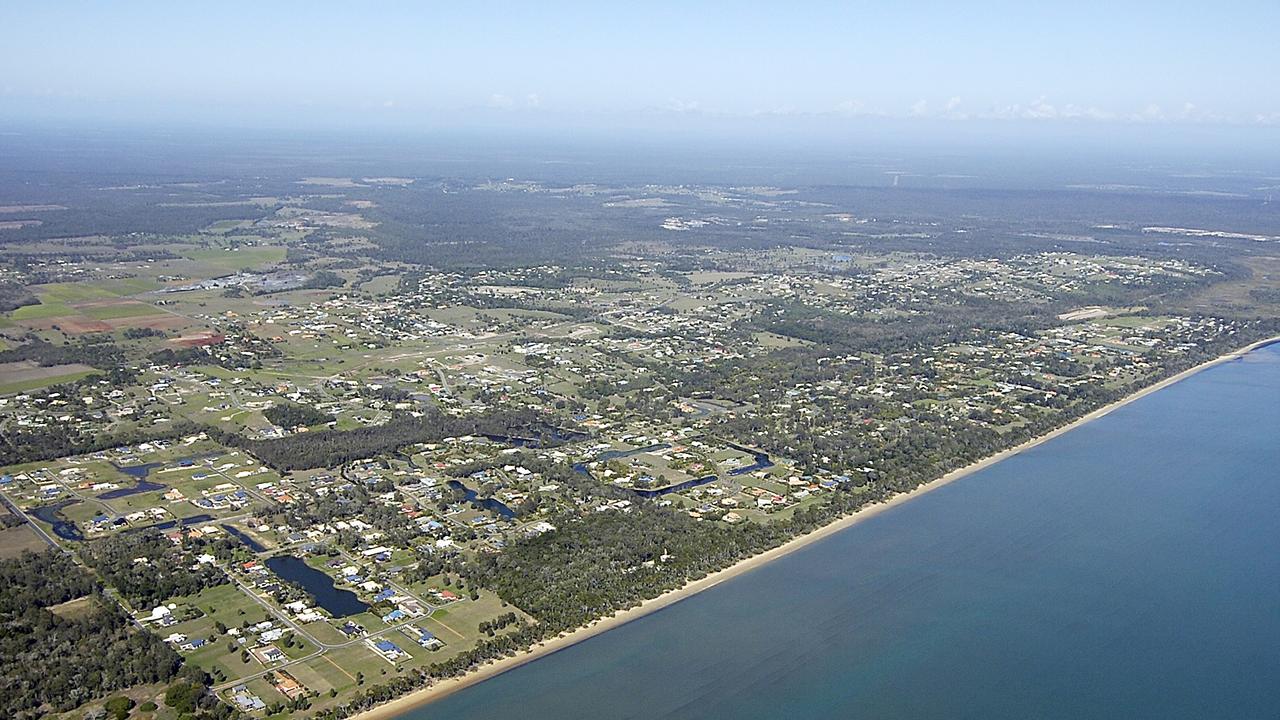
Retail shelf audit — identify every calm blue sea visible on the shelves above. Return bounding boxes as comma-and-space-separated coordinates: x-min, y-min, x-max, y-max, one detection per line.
404, 344, 1280, 720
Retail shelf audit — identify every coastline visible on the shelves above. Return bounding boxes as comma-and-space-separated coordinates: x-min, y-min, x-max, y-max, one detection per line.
351, 334, 1280, 720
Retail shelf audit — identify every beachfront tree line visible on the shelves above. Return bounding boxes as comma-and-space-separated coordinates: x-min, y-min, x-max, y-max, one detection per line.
305, 323, 1280, 720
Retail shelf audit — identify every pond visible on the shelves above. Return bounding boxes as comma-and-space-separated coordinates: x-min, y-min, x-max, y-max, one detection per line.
446, 479, 516, 519
30, 500, 83, 541
265, 554, 370, 617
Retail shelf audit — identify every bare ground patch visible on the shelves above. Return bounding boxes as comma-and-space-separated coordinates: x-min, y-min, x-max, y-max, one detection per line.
23, 316, 113, 333
0, 525, 49, 558
49, 595, 97, 619
104, 314, 189, 331
0, 360, 96, 384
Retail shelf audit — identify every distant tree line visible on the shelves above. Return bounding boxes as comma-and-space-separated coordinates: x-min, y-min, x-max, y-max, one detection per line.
211, 406, 575, 471
302, 269, 345, 289
0, 337, 129, 369
0, 420, 202, 468
0, 282, 38, 312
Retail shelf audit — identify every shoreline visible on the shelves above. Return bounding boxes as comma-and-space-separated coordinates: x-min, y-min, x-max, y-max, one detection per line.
351, 334, 1280, 720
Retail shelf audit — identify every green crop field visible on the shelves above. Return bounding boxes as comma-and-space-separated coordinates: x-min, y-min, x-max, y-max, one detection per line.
34, 282, 120, 304
0, 368, 98, 395
182, 246, 287, 272
81, 302, 165, 320
10, 301, 75, 320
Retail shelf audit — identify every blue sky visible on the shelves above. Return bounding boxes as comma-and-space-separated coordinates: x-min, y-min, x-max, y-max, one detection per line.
3, 1, 1279, 131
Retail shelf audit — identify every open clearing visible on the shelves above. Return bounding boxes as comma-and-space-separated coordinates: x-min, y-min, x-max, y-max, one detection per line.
49, 595, 97, 619
0, 524, 48, 558
79, 300, 164, 320
0, 361, 98, 394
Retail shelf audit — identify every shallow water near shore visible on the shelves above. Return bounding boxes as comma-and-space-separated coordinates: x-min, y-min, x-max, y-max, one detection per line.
403, 344, 1280, 720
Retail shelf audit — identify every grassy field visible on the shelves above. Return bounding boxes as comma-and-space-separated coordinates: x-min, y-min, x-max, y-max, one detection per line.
98, 277, 164, 295
80, 302, 164, 320
167, 584, 279, 679
10, 301, 75, 320
0, 367, 99, 395
0, 524, 49, 558
33, 282, 120, 304
182, 246, 287, 273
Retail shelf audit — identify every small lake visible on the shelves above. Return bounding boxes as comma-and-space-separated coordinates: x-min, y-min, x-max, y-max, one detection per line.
145, 513, 214, 532
30, 500, 83, 541
447, 479, 516, 519
112, 461, 164, 479
629, 473, 718, 499
725, 443, 774, 476
95, 461, 168, 499
265, 554, 370, 617
97, 478, 166, 500
100, 454, 221, 500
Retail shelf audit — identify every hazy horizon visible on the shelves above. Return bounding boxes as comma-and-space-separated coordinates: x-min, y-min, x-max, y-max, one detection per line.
4, 1, 1280, 137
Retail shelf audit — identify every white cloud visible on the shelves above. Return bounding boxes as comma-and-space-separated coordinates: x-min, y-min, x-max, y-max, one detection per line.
662, 98, 702, 114
1060, 104, 1113, 120
1025, 96, 1058, 119
940, 96, 969, 119
487, 93, 514, 109
525, 93, 541, 108
835, 99, 865, 116
749, 94, 1257, 126
1130, 103, 1166, 122
983, 97, 1113, 122
749, 105, 800, 117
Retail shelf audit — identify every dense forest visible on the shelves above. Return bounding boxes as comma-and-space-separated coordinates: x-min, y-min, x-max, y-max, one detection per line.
0, 336, 129, 369
214, 406, 574, 470
264, 401, 335, 429
0, 419, 203, 468
476, 506, 786, 631
757, 295, 1054, 354
0, 281, 37, 312
0, 550, 187, 718
82, 531, 229, 609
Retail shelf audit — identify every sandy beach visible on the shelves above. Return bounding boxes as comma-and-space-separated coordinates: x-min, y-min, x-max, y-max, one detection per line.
352, 334, 1280, 720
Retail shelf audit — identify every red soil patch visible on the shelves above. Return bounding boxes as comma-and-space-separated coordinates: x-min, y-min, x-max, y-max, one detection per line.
171, 331, 225, 347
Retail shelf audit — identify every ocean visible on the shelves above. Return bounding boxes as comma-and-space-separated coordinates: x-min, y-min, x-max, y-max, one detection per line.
402, 344, 1280, 719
